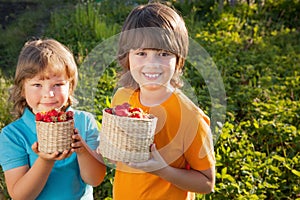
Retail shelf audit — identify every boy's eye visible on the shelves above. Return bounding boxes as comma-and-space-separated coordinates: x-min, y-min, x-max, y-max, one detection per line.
136, 51, 146, 56
160, 52, 169, 56
159, 51, 171, 57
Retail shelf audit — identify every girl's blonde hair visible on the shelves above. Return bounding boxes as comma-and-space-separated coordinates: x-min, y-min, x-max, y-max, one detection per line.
117, 2, 189, 89
10, 38, 78, 118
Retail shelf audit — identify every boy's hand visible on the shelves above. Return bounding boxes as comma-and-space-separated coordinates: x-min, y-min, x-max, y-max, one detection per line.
31, 142, 72, 161
126, 144, 168, 173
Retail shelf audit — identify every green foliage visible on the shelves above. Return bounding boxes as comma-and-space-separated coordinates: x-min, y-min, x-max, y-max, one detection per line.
0, 0, 299, 199
0, 71, 12, 199
0, 72, 13, 130
93, 65, 118, 121
44, 0, 123, 63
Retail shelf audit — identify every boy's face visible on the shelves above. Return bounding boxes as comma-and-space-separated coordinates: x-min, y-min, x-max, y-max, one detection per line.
23, 72, 70, 114
129, 48, 176, 91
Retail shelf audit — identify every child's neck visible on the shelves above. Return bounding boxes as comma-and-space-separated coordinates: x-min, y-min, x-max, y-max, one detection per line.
139, 86, 175, 107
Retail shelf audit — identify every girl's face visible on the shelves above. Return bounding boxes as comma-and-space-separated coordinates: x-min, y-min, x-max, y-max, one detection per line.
129, 48, 176, 91
23, 72, 70, 114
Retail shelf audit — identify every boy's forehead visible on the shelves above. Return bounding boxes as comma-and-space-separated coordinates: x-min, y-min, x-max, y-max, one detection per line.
133, 48, 171, 52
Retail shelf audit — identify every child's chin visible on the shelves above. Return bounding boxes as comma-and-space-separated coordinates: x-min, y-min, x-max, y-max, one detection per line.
141, 84, 162, 90
141, 82, 165, 88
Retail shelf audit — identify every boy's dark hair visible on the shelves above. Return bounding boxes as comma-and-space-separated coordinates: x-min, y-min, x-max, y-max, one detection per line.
117, 2, 189, 89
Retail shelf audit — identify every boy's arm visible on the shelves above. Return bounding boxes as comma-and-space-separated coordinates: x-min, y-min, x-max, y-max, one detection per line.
154, 165, 215, 194
126, 144, 215, 194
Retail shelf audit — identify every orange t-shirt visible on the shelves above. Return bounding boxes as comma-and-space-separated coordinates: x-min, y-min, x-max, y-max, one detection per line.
111, 88, 215, 200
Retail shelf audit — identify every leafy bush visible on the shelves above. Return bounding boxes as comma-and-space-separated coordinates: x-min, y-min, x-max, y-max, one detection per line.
0, 71, 12, 130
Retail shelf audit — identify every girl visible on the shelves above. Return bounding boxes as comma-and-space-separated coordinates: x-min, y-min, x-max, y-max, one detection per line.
109, 2, 215, 200
0, 38, 106, 199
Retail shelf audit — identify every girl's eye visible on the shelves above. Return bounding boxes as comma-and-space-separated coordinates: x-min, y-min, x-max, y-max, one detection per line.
54, 83, 65, 87
32, 83, 42, 87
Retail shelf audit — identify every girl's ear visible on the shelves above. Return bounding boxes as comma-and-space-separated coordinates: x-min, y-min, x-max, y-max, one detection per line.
20, 84, 25, 97
69, 82, 74, 93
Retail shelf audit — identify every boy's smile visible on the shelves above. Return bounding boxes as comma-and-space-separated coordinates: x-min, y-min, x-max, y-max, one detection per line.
143, 72, 161, 80
129, 48, 176, 91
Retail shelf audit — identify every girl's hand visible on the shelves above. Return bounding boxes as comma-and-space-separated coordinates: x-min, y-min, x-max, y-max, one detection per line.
126, 144, 168, 173
71, 129, 87, 154
31, 142, 72, 161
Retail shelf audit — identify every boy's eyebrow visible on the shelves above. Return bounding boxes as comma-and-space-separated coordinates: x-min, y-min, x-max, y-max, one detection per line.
137, 48, 163, 51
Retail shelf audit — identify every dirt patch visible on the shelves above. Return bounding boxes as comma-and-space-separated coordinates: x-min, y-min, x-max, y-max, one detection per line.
0, 2, 37, 29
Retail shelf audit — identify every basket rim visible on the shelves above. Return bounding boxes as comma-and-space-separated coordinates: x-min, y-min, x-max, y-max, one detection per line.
36, 120, 74, 124
102, 108, 157, 121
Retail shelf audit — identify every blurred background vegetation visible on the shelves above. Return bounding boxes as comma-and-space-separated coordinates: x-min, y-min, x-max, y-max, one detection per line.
0, 0, 299, 199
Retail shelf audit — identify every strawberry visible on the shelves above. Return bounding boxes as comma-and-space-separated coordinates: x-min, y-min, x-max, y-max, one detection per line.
105, 108, 113, 114
66, 111, 74, 120
120, 102, 131, 109
114, 108, 130, 117
35, 112, 44, 121
114, 103, 131, 117
104, 103, 153, 119
130, 112, 143, 118
115, 105, 128, 112
43, 115, 52, 122
50, 116, 58, 122
48, 109, 59, 117
36, 109, 73, 122
57, 112, 67, 122
129, 107, 143, 113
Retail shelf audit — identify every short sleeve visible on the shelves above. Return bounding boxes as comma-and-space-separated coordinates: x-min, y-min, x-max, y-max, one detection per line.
184, 115, 215, 171
85, 113, 100, 150
0, 128, 29, 171
74, 110, 100, 151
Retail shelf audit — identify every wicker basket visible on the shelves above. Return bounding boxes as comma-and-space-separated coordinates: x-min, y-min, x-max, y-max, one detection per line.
36, 120, 74, 153
99, 109, 157, 162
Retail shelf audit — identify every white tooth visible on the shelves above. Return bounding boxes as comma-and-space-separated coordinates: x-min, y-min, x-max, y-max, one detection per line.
145, 73, 159, 78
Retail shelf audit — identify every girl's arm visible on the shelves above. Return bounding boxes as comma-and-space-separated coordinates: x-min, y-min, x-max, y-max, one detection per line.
127, 144, 215, 194
71, 131, 106, 186
4, 143, 71, 200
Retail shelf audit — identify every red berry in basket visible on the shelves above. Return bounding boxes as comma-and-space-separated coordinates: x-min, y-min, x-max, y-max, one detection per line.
58, 112, 67, 122
66, 111, 74, 120
131, 112, 143, 118
114, 103, 131, 117
105, 108, 113, 114
115, 103, 129, 111
35, 112, 44, 121
43, 115, 52, 122
35, 109, 73, 122
115, 108, 130, 117
48, 109, 59, 117
120, 102, 131, 109
129, 107, 143, 113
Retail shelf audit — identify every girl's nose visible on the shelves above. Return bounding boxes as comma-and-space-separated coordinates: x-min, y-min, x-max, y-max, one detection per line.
49, 91, 54, 97
44, 89, 54, 97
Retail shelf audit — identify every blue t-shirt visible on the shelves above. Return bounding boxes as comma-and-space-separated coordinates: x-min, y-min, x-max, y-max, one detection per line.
0, 107, 99, 200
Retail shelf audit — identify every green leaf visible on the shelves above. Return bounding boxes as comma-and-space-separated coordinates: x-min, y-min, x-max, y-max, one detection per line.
291, 169, 300, 177
273, 155, 286, 162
